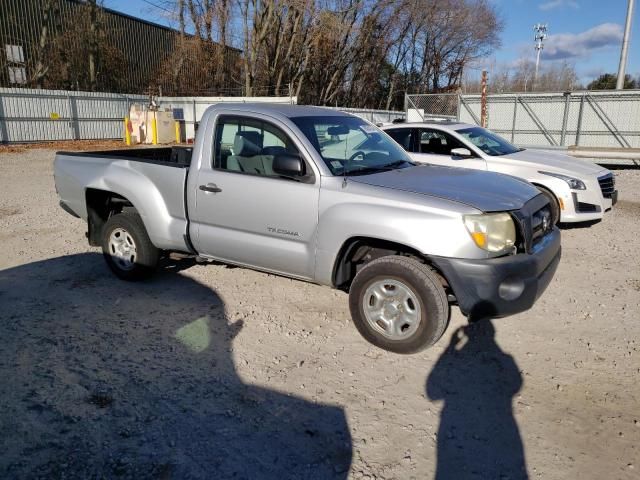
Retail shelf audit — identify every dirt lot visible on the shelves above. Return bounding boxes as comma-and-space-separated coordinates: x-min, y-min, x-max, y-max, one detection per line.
0, 149, 638, 480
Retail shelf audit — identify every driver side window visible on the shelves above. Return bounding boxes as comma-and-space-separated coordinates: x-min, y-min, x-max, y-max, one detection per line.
214, 116, 300, 177
419, 129, 464, 156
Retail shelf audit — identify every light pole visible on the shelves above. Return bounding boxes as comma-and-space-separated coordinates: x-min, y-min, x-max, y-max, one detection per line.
533, 23, 548, 90
616, 0, 635, 90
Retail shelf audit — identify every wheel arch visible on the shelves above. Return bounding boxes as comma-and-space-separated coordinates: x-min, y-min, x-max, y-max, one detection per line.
85, 188, 139, 246
332, 236, 449, 292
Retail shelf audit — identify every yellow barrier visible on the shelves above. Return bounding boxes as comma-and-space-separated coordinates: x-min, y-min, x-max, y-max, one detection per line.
124, 117, 131, 146
175, 121, 181, 144
151, 116, 158, 145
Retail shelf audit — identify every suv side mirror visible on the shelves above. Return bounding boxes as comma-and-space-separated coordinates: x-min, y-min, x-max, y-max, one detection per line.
451, 147, 473, 159
273, 153, 304, 177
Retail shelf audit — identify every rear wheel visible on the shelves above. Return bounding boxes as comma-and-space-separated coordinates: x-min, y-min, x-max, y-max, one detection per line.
101, 212, 159, 281
536, 186, 560, 225
348, 255, 450, 354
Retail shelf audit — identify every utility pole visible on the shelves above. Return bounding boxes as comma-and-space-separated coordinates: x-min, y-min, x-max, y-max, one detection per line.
533, 23, 548, 90
616, 0, 635, 90
480, 70, 488, 128
88, 0, 98, 91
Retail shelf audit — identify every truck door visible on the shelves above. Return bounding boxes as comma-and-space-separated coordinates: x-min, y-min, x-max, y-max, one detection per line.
412, 128, 486, 171
190, 115, 320, 280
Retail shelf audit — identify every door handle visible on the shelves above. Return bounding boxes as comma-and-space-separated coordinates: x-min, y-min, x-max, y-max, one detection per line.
199, 183, 222, 193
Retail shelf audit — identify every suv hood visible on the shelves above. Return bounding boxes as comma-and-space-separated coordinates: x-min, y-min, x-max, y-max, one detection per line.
350, 165, 539, 212
501, 149, 606, 176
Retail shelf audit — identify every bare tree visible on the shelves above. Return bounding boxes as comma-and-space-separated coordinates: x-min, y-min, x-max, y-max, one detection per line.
150, 0, 503, 105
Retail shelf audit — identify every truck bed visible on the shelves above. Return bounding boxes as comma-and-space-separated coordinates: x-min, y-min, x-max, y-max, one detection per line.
54, 147, 193, 252
56, 146, 193, 168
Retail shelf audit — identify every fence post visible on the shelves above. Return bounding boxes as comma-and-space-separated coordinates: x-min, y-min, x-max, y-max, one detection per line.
192, 98, 197, 136
560, 91, 571, 146
575, 93, 585, 147
68, 94, 80, 140
456, 94, 461, 121
0, 92, 8, 143
511, 95, 518, 143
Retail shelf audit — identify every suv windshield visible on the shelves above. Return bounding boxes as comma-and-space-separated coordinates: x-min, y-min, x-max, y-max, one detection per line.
291, 115, 414, 175
456, 126, 524, 156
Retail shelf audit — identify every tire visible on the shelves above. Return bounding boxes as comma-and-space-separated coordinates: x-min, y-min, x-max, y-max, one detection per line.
348, 255, 450, 354
101, 212, 159, 281
536, 186, 560, 225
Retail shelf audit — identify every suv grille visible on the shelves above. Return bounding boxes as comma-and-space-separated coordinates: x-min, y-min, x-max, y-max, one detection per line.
598, 173, 615, 198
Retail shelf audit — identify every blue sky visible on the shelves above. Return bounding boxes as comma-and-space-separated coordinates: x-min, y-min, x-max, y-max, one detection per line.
106, 0, 639, 84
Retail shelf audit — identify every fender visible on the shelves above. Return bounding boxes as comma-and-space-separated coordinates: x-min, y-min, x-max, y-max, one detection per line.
83, 160, 189, 251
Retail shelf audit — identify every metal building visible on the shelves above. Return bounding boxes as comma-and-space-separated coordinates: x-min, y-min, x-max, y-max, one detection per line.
0, 0, 240, 95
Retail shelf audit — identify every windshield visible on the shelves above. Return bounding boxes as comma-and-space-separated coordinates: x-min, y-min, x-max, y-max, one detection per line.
291, 115, 414, 175
456, 126, 523, 156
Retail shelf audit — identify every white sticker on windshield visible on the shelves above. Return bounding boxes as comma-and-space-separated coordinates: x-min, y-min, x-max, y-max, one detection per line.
331, 160, 342, 169
360, 125, 378, 134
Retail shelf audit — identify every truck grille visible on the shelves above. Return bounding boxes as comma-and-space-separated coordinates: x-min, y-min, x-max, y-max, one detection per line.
598, 173, 615, 198
531, 205, 553, 247
511, 194, 555, 254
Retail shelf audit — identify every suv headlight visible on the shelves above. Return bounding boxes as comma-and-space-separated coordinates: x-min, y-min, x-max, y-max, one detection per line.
539, 171, 585, 190
464, 212, 516, 254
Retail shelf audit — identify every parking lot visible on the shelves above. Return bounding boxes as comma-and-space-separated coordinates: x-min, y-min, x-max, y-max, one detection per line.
0, 148, 639, 479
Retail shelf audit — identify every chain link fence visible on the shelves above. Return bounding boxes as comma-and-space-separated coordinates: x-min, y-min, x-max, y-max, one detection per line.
328, 107, 405, 124
406, 90, 640, 151
405, 93, 459, 120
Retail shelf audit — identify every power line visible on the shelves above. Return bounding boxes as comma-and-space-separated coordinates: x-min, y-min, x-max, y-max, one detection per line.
138, 0, 173, 14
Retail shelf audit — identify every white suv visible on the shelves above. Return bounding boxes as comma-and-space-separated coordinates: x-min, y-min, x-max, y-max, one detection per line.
382, 121, 617, 224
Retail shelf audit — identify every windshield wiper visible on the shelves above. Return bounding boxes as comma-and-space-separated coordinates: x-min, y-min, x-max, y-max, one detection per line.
344, 160, 413, 176
344, 166, 392, 176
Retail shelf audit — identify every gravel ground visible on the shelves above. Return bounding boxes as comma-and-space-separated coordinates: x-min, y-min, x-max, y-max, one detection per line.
0, 149, 638, 480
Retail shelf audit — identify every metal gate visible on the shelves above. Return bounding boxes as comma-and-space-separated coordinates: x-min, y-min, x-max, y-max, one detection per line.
406, 90, 640, 150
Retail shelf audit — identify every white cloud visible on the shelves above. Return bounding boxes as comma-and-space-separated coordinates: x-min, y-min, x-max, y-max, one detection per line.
541, 23, 623, 61
539, 0, 579, 11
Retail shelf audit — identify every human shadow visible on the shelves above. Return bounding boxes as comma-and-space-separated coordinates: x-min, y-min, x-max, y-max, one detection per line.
0, 253, 351, 479
426, 320, 527, 480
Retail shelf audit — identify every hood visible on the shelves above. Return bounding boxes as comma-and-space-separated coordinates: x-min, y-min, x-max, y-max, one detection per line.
350, 165, 539, 212
501, 149, 606, 176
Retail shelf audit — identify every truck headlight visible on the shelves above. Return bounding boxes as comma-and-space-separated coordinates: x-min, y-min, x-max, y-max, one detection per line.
464, 213, 516, 253
539, 171, 585, 190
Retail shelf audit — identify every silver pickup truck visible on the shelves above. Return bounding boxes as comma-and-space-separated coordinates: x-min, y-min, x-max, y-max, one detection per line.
54, 104, 561, 353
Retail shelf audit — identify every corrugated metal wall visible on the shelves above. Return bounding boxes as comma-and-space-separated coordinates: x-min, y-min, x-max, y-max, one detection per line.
0, 87, 145, 142
0, 88, 301, 143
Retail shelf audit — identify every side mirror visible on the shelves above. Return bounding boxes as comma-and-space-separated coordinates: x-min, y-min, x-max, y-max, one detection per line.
451, 147, 473, 159
273, 153, 304, 177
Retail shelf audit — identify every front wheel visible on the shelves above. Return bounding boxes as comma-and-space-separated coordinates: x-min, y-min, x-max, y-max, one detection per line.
101, 212, 159, 281
348, 255, 450, 354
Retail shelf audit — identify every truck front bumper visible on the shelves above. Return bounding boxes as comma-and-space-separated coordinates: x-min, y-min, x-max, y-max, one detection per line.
430, 228, 561, 319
